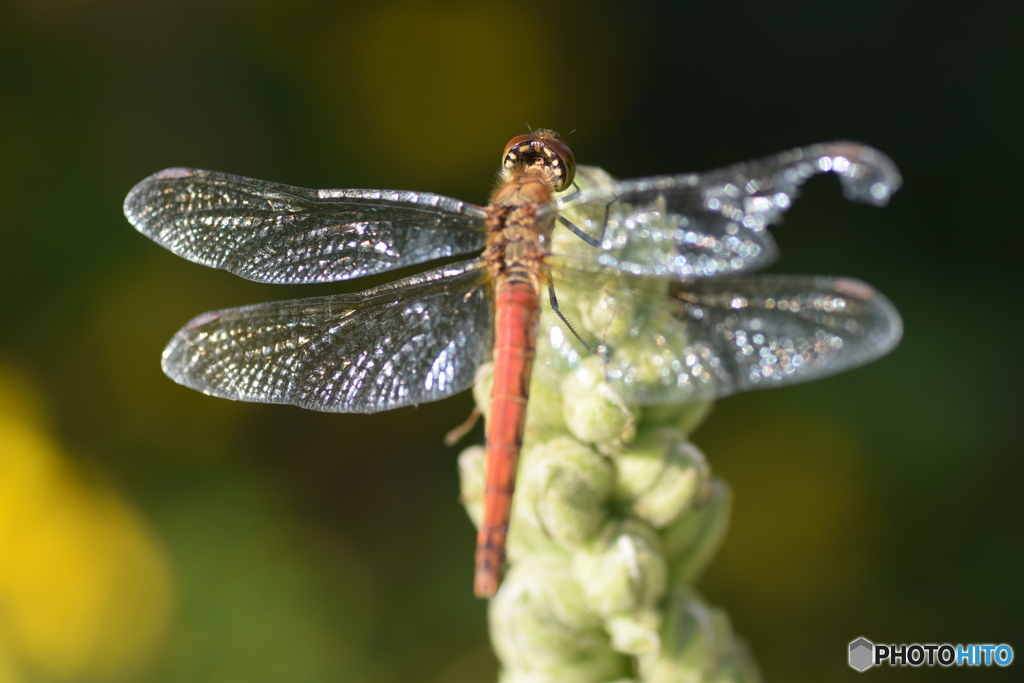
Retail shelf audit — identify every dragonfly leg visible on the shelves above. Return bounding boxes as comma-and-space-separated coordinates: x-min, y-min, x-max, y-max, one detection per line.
601, 200, 612, 240
548, 281, 593, 352
444, 407, 481, 447
556, 214, 600, 247
555, 197, 616, 248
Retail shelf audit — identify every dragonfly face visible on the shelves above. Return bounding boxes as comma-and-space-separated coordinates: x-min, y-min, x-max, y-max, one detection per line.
500, 131, 576, 192
124, 133, 902, 597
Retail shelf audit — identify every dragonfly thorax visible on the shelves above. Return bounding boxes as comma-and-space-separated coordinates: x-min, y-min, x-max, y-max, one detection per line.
484, 182, 555, 285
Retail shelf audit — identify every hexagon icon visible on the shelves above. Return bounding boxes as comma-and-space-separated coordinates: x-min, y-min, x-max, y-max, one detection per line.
849, 637, 874, 671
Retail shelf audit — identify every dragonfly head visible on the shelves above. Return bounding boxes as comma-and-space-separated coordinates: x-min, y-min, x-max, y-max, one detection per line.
500, 130, 576, 192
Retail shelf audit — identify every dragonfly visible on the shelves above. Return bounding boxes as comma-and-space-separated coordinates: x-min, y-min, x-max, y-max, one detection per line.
124, 131, 902, 597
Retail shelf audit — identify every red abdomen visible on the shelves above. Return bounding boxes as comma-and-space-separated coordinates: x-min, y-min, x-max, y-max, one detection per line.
474, 276, 540, 597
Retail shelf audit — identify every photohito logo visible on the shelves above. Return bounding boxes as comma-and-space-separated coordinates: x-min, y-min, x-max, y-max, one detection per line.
849, 637, 1014, 671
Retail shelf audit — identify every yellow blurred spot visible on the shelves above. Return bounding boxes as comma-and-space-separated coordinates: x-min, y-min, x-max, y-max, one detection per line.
0, 644, 25, 683
325, 0, 555, 181
300, 0, 632, 186
0, 367, 172, 681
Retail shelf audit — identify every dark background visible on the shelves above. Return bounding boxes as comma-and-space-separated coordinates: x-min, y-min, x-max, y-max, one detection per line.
1, 0, 1020, 681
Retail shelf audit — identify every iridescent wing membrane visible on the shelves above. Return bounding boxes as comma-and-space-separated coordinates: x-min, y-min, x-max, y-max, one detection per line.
126, 142, 901, 412
161, 261, 493, 412
535, 141, 903, 405
125, 168, 494, 412
539, 271, 901, 407
549, 141, 900, 279
123, 168, 489, 284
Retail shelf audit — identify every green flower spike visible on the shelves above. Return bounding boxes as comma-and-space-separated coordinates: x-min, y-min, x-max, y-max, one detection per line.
459, 166, 761, 683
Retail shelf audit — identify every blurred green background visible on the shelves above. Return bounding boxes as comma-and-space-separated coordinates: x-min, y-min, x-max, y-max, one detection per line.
1, 0, 1020, 681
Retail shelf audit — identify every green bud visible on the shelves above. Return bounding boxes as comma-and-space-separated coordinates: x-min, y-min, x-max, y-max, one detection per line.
562, 357, 637, 445
490, 558, 621, 679
503, 443, 566, 563
578, 281, 638, 347
662, 479, 732, 586
572, 519, 667, 620
607, 610, 662, 656
613, 432, 710, 528
637, 590, 759, 683
523, 371, 567, 437
513, 437, 614, 551
607, 341, 694, 400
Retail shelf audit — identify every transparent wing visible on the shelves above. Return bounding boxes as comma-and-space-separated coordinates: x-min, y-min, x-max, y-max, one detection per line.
550, 142, 901, 279
125, 168, 490, 284
539, 272, 901, 405
162, 259, 494, 413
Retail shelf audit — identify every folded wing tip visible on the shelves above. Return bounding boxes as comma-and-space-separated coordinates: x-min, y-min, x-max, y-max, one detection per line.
833, 275, 904, 360
833, 276, 877, 301
154, 168, 197, 179
869, 288, 904, 358
814, 141, 902, 207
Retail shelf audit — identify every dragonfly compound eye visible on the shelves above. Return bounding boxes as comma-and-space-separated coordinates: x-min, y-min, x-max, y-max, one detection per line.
501, 131, 576, 192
